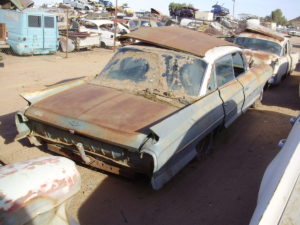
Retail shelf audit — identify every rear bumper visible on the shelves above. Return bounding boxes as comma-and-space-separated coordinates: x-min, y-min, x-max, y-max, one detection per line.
15, 112, 154, 177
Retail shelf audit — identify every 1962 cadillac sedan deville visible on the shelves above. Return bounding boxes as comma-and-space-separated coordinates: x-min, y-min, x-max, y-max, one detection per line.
15, 27, 273, 189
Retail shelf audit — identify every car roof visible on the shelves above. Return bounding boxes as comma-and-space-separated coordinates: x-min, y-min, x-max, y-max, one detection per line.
244, 23, 286, 42
122, 26, 237, 57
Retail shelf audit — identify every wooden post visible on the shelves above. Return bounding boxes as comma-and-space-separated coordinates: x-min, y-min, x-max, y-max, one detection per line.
113, 0, 118, 52
66, 8, 69, 58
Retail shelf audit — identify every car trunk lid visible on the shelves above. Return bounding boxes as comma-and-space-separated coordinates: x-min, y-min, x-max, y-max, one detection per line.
25, 83, 178, 150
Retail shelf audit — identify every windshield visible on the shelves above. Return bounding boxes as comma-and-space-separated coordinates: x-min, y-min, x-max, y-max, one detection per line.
235, 37, 282, 56
92, 46, 207, 105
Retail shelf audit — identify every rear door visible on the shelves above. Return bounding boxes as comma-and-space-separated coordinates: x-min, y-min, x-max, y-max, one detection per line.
215, 54, 244, 128
43, 15, 57, 50
233, 51, 260, 111
27, 14, 43, 50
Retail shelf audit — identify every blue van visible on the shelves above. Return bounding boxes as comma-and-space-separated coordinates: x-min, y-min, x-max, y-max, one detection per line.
0, 9, 59, 55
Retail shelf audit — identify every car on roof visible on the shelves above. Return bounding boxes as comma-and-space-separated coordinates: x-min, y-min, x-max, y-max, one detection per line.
15, 27, 273, 190
235, 23, 299, 85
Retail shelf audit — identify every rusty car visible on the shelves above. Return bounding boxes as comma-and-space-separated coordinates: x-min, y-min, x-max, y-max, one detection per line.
234, 23, 299, 85
15, 26, 273, 190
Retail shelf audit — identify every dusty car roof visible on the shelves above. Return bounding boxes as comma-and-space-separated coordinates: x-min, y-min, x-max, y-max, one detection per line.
122, 26, 237, 57
245, 23, 285, 42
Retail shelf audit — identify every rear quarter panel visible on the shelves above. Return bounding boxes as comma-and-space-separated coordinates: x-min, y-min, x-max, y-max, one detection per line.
148, 90, 224, 172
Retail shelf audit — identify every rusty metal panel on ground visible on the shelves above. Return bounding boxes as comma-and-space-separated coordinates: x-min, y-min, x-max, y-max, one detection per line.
122, 26, 237, 57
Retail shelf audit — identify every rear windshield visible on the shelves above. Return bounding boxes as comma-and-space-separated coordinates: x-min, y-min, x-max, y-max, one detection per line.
93, 47, 207, 98
235, 37, 282, 56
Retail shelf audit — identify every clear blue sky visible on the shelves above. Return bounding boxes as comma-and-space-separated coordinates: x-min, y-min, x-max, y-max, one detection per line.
36, 0, 300, 20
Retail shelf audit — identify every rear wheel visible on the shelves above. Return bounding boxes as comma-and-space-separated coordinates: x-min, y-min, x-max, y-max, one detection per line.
100, 41, 106, 48
196, 132, 215, 160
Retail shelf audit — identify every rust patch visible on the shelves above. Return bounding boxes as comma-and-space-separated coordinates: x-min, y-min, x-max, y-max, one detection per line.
25, 84, 177, 148
244, 49, 277, 61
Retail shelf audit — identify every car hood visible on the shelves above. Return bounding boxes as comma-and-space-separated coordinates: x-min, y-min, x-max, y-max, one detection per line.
25, 83, 178, 150
243, 49, 278, 66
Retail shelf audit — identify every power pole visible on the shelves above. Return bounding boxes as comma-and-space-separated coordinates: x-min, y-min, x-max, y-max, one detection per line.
232, 0, 235, 18
113, 0, 118, 52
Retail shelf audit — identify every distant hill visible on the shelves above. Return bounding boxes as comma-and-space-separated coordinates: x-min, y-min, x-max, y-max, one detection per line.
290, 16, 300, 26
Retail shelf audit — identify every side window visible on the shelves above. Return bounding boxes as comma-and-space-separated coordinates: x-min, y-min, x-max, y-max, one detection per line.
44, 16, 54, 28
215, 54, 235, 87
287, 41, 291, 54
28, 15, 41, 28
232, 52, 245, 77
207, 67, 216, 92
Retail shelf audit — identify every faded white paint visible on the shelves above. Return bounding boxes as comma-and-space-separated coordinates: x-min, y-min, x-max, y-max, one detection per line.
250, 115, 300, 225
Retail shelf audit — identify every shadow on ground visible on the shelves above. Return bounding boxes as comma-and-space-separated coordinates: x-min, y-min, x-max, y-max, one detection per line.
0, 112, 18, 144
263, 66, 300, 110
0, 112, 31, 146
77, 108, 293, 225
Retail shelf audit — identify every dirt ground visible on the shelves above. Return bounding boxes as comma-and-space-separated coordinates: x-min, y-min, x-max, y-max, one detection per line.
0, 37, 300, 225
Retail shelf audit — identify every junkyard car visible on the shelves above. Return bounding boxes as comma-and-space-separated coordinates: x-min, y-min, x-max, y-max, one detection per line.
15, 27, 273, 190
0, 156, 81, 225
83, 19, 129, 47
235, 24, 299, 85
